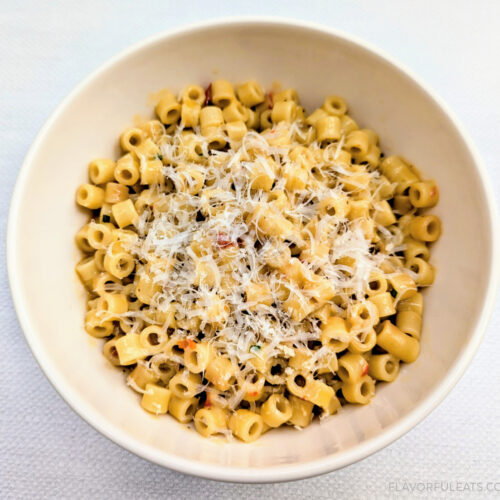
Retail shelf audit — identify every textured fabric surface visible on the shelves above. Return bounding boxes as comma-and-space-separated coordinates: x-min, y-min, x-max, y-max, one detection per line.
1, 1, 499, 498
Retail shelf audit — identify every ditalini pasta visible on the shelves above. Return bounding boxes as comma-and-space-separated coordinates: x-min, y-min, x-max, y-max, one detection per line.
75, 80, 441, 443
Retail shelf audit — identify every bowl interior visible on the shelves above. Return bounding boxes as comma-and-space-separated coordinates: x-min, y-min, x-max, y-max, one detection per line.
9, 21, 495, 481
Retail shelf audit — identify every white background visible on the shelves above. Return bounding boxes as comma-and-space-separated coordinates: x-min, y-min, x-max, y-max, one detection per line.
1, 1, 499, 498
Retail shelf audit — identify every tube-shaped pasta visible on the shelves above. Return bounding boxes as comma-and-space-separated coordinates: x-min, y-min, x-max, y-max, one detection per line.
338, 353, 369, 384
242, 373, 266, 402
380, 156, 419, 193
135, 274, 160, 304
246, 108, 260, 130
211, 80, 236, 108
368, 354, 400, 382
315, 116, 341, 143
377, 320, 420, 363
76, 184, 105, 209
271, 101, 297, 123
406, 257, 435, 286
222, 101, 248, 123
261, 394, 293, 428
168, 395, 198, 423
409, 180, 439, 208
349, 301, 379, 330
149, 355, 177, 384
87, 223, 114, 250
340, 114, 358, 134
115, 154, 140, 186
139, 325, 169, 354
366, 272, 388, 297
260, 109, 273, 129
155, 92, 181, 125
393, 195, 413, 214
226, 120, 247, 144
169, 371, 202, 399
306, 108, 329, 127
320, 316, 350, 352
75, 257, 98, 288
97, 292, 128, 321
397, 292, 424, 315
228, 410, 264, 443
373, 200, 396, 227
104, 252, 135, 279
133, 138, 160, 160
194, 407, 228, 437
85, 309, 114, 338
102, 336, 122, 366
104, 182, 129, 204
289, 395, 314, 427
141, 384, 171, 415
409, 215, 442, 242
389, 273, 417, 300
120, 128, 146, 152
184, 341, 213, 373
75, 224, 94, 253
140, 119, 165, 141
205, 357, 237, 391
180, 100, 201, 128
180, 84, 205, 105
112, 199, 139, 228
128, 364, 159, 391
348, 328, 377, 354
344, 130, 370, 156
404, 238, 430, 261
368, 292, 396, 318
342, 375, 375, 404
361, 129, 378, 145
286, 372, 335, 410
322, 95, 347, 116
115, 334, 147, 365
89, 159, 115, 184
140, 159, 164, 185
91, 272, 121, 296
396, 310, 422, 339
200, 106, 224, 132
237, 80, 265, 107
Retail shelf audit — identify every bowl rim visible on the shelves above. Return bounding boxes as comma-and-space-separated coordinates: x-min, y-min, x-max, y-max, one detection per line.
7, 16, 500, 483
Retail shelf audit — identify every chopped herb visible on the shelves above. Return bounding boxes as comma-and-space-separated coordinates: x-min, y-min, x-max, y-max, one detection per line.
250, 345, 261, 353
156, 154, 163, 161
390, 289, 397, 298
102, 214, 111, 223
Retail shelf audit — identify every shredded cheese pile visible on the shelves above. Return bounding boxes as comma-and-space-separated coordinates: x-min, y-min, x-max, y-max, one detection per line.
114, 120, 406, 407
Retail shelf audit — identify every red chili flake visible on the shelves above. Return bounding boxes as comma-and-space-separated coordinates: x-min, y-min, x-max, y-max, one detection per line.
204, 395, 212, 408
248, 391, 259, 397
268, 91, 274, 109
362, 363, 369, 376
177, 339, 188, 350
187, 339, 196, 350
430, 187, 438, 198
216, 232, 236, 248
204, 83, 212, 105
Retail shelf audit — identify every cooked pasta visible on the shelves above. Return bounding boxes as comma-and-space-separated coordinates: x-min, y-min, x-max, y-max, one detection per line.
75, 80, 441, 442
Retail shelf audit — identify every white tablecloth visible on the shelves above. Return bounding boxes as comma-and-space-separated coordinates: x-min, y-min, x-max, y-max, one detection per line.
1, 1, 499, 498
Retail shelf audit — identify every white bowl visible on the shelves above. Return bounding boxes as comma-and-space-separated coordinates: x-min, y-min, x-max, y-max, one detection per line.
8, 18, 499, 482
